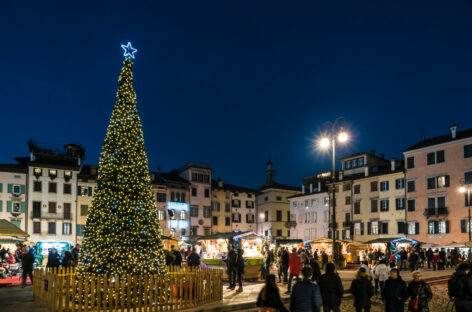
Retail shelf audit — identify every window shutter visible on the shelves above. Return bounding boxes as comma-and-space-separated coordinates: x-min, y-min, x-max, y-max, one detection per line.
88, 187, 93, 196
21, 185, 26, 194
446, 220, 450, 233
360, 222, 364, 235
0, 200, 2, 212
76, 224, 82, 236
367, 222, 371, 235
20, 202, 25, 213
385, 223, 389, 234
445, 175, 450, 187
77, 186, 82, 195
461, 220, 466, 233
7, 184, 13, 193
7, 201, 12, 212
415, 222, 419, 235
0, 183, 3, 192
163, 210, 167, 220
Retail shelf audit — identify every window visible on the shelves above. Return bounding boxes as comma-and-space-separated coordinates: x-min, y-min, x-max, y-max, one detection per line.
232, 199, 241, 208
190, 226, 198, 236
354, 185, 360, 194
311, 199, 317, 206
397, 221, 406, 234
33, 181, 42, 192
181, 228, 186, 236
225, 217, 230, 226
345, 160, 351, 169
427, 150, 445, 165
48, 222, 56, 234
345, 196, 351, 205
407, 199, 415, 212
264, 230, 269, 237
292, 201, 298, 208
305, 200, 309, 208
191, 173, 197, 182
407, 157, 414, 169
212, 202, 220, 211
407, 181, 415, 192
324, 210, 329, 222
276, 196, 282, 201
33, 201, 41, 218
370, 182, 378, 192
225, 192, 230, 199
157, 210, 164, 220
204, 189, 210, 198
80, 205, 88, 216
246, 201, 254, 208
246, 214, 255, 223
380, 181, 389, 192
212, 216, 218, 226
352, 159, 358, 168
190, 205, 198, 217
170, 192, 175, 202
233, 192, 239, 197
48, 202, 56, 213
354, 201, 361, 214
33, 167, 42, 177
371, 199, 378, 213
287, 211, 291, 222
204, 227, 211, 235
225, 203, 230, 212
324, 197, 329, 206
191, 188, 197, 197
203, 206, 211, 218
64, 171, 72, 181
49, 182, 57, 193
49, 169, 57, 179
343, 183, 351, 191
63, 223, 72, 235
428, 220, 449, 234
33, 222, 41, 234
232, 213, 241, 223
264, 211, 269, 222
354, 222, 362, 236
358, 158, 364, 166
395, 179, 404, 189
370, 221, 379, 235
380, 221, 388, 234
396, 198, 405, 210
465, 144, 472, 158
276, 210, 282, 221
168, 209, 175, 220
63, 183, 71, 194
380, 199, 389, 212
461, 220, 472, 233
408, 222, 419, 235
276, 229, 282, 237
311, 211, 317, 223
157, 193, 166, 202
181, 193, 186, 202
180, 211, 186, 220
427, 175, 449, 189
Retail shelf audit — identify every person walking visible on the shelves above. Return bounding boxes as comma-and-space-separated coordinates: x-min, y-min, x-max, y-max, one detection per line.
350, 267, 374, 312
46, 248, 61, 268
263, 246, 274, 279
285, 247, 301, 294
235, 248, 245, 292
277, 248, 283, 283
431, 249, 440, 271
62, 251, 73, 268
71, 244, 80, 266
226, 245, 237, 290
281, 247, 289, 283
448, 263, 472, 312
361, 261, 372, 278
318, 263, 344, 312
399, 249, 408, 271
321, 251, 328, 270
408, 250, 419, 272
20, 246, 34, 287
372, 261, 380, 295
170, 245, 182, 267
407, 271, 432, 312
257, 274, 289, 312
310, 257, 322, 283
381, 269, 408, 312
187, 247, 200, 267
425, 248, 433, 269
375, 260, 389, 294
290, 267, 321, 312
439, 248, 446, 270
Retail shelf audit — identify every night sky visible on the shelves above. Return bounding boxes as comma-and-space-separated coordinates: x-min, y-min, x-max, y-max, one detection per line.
2, 1, 472, 188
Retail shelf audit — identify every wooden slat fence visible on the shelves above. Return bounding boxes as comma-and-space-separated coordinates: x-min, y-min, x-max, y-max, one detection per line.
33, 266, 223, 312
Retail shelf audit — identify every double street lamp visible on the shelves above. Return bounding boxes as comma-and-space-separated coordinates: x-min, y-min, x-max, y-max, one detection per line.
318, 117, 349, 264
460, 183, 472, 254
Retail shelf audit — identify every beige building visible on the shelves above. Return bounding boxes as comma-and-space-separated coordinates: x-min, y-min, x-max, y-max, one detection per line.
256, 160, 301, 239
211, 179, 256, 234
76, 165, 97, 244
0, 164, 27, 231
404, 126, 472, 245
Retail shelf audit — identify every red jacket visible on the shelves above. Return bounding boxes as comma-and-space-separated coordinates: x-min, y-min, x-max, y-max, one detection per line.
288, 252, 301, 275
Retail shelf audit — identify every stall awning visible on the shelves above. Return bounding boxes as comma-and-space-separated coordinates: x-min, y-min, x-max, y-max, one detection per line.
364, 237, 404, 244
309, 237, 343, 244
441, 242, 465, 248
275, 239, 303, 244
0, 219, 29, 237
198, 231, 252, 241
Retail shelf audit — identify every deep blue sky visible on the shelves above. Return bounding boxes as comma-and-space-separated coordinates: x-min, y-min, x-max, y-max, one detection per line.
2, 1, 472, 188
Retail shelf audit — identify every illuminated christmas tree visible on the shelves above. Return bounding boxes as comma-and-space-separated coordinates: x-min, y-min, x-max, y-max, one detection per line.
78, 43, 165, 275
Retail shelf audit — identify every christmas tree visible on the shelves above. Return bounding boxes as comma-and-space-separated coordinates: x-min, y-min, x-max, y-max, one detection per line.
78, 43, 166, 275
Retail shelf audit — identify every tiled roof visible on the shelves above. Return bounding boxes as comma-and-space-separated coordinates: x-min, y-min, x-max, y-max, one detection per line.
404, 128, 472, 152
151, 170, 190, 186
0, 164, 27, 173
258, 183, 301, 192
212, 180, 256, 193
78, 165, 98, 179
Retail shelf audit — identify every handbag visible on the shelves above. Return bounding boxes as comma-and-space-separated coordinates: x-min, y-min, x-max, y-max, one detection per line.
408, 284, 423, 311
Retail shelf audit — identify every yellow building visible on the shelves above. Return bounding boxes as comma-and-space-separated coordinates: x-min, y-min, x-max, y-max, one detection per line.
76, 165, 97, 244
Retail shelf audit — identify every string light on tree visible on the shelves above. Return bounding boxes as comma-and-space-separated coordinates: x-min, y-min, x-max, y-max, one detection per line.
78, 43, 165, 276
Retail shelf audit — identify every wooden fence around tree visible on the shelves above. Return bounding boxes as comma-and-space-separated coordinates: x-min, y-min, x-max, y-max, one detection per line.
33, 266, 223, 312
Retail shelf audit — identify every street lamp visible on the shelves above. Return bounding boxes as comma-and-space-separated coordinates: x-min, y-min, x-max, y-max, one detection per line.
460, 183, 472, 254
318, 117, 349, 265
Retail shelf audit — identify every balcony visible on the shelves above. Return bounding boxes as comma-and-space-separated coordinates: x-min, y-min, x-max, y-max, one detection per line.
31, 212, 72, 220
342, 221, 353, 228
424, 207, 448, 217
285, 221, 297, 228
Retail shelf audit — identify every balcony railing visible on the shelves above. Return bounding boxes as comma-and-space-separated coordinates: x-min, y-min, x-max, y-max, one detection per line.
31, 212, 72, 220
424, 207, 448, 217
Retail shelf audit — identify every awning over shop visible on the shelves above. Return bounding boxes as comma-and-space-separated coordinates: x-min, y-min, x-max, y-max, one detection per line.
441, 242, 465, 248
0, 219, 29, 237
275, 239, 303, 244
198, 231, 252, 241
309, 237, 343, 244
364, 237, 404, 244
233, 231, 264, 240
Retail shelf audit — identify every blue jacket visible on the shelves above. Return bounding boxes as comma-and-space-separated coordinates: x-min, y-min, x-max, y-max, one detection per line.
290, 278, 321, 312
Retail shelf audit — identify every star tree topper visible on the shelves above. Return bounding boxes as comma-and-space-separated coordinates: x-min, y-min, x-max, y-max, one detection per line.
121, 42, 138, 59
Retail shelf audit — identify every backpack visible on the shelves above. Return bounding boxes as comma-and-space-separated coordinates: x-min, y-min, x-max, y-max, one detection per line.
448, 274, 462, 298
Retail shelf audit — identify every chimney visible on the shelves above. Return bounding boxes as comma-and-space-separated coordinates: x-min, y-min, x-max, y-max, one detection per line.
391, 159, 396, 172
217, 178, 223, 188
309, 183, 313, 193
450, 125, 458, 139
302, 185, 305, 194
365, 167, 369, 177
157, 166, 162, 175
339, 171, 343, 181
370, 150, 375, 155
318, 182, 321, 192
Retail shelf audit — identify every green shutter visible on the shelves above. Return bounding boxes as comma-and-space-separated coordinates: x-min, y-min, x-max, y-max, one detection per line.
88, 187, 93, 196
77, 186, 82, 195
7, 201, 12, 212
77, 224, 82, 236
20, 185, 26, 194
0, 183, 3, 193
20, 202, 26, 213
7, 184, 13, 193
0, 200, 2, 212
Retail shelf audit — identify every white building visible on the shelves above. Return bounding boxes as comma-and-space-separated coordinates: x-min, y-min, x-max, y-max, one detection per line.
289, 191, 330, 241
0, 164, 27, 231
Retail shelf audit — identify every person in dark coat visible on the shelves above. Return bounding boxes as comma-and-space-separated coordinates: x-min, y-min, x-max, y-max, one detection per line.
187, 247, 200, 267
61, 251, 73, 268
350, 268, 373, 312
164, 249, 175, 266
425, 248, 433, 269
451, 263, 472, 312
257, 274, 288, 312
318, 263, 343, 312
281, 247, 289, 283
310, 258, 322, 283
21, 246, 34, 287
290, 267, 321, 312
71, 244, 80, 266
226, 245, 237, 289
235, 248, 245, 292
170, 245, 182, 266
407, 271, 432, 312
381, 269, 408, 312
46, 248, 61, 268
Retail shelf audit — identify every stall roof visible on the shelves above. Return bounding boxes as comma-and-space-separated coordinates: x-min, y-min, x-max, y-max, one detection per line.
309, 237, 344, 244
364, 237, 407, 244
275, 239, 303, 244
198, 231, 252, 241
0, 219, 29, 237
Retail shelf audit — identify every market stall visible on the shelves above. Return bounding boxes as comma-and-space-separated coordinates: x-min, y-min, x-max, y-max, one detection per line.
308, 238, 353, 264
35, 241, 72, 266
346, 241, 368, 263
161, 235, 182, 251
0, 219, 29, 253
198, 231, 265, 280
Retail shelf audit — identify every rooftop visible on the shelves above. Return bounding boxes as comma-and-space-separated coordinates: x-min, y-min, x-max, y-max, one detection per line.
0, 164, 27, 174
212, 179, 256, 194
404, 127, 472, 152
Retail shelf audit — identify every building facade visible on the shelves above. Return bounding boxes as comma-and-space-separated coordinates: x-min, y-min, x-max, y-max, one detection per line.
404, 126, 472, 245
76, 165, 97, 244
0, 165, 27, 231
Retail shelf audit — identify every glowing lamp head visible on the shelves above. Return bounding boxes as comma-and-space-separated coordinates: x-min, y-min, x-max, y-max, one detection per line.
260, 213, 265, 219
338, 131, 348, 143
460, 186, 467, 193
319, 137, 330, 149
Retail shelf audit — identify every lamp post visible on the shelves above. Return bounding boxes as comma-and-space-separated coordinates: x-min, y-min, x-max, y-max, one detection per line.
460, 183, 471, 254
318, 117, 349, 265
